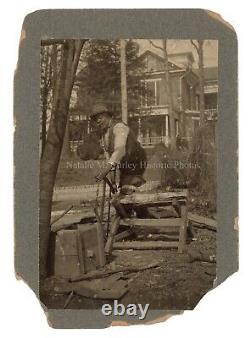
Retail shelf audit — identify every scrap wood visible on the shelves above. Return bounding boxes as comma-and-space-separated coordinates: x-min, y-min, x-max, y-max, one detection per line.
104, 215, 121, 254
114, 229, 133, 242
93, 208, 106, 267
147, 206, 179, 219
113, 240, 178, 250
50, 205, 73, 226
188, 248, 216, 263
137, 233, 179, 241
70, 261, 160, 282
188, 212, 217, 230
63, 291, 74, 309
55, 276, 129, 300
119, 191, 188, 205
51, 212, 96, 232
75, 283, 128, 300
99, 180, 107, 224
120, 218, 182, 227
76, 230, 85, 274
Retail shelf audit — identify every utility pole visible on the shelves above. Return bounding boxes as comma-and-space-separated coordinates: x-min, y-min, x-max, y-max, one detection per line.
120, 39, 128, 124
191, 40, 205, 125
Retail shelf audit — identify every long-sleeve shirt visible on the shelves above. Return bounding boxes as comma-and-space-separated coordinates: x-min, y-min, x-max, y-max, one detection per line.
102, 122, 129, 164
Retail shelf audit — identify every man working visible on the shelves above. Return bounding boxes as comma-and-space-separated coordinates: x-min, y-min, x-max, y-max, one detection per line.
90, 103, 147, 190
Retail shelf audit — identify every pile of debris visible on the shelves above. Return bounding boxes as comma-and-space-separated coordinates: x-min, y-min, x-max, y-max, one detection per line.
48, 188, 217, 308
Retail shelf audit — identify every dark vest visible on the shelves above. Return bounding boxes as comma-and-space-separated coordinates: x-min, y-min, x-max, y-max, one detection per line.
107, 119, 147, 177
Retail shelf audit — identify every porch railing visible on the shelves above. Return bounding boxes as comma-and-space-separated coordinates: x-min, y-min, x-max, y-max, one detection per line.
69, 136, 169, 152
139, 136, 169, 147
185, 108, 218, 120
69, 140, 84, 152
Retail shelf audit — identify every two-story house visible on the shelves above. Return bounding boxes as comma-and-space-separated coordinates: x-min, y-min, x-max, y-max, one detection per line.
68, 50, 218, 152
184, 66, 218, 142
128, 50, 200, 148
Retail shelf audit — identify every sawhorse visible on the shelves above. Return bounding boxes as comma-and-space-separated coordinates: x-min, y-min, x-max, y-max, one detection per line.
105, 190, 188, 254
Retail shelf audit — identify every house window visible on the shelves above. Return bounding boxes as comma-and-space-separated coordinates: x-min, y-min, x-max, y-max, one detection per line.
175, 119, 179, 137
192, 117, 200, 132
195, 95, 200, 110
141, 79, 161, 107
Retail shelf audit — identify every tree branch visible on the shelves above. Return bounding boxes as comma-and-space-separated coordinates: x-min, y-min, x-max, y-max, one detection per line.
71, 39, 88, 77
190, 40, 199, 53
148, 40, 164, 52
41, 39, 67, 46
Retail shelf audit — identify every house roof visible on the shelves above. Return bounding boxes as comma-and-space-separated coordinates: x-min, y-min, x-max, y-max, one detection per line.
167, 51, 195, 64
138, 50, 183, 70
193, 67, 218, 81
139, 50, 197, 69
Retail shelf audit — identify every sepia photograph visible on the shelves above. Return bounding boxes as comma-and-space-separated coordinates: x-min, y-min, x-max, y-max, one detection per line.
39, 38, 218, 313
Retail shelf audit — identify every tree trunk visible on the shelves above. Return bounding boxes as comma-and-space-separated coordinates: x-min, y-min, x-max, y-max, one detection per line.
40, 46, 51, 158
197, 40, 205, 126
189, 40, 216, 205
41, 108, 47, 158
39, 40, 85, 279
162, 40, 176, 149
120, 39, 128, 124
61, 118, 71, 159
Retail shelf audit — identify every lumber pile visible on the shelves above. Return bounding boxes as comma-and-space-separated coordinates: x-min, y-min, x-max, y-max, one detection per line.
188, 212, 217, 230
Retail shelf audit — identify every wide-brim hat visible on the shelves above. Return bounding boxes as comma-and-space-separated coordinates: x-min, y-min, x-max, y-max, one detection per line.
90, 103, 113, 119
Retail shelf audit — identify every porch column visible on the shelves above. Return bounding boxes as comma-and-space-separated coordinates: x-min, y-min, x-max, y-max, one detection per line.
87, 119, 90, 134
165, 115, 169, 146
138, 117, 141, 142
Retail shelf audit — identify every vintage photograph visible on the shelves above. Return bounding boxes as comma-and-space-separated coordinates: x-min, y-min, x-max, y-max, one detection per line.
39, 39, 218, 313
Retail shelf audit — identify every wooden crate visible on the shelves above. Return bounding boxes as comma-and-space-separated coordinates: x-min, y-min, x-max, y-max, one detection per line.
54, 223, 105, 279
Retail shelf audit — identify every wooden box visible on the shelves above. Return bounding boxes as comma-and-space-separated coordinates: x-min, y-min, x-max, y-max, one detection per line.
54, 223, 105, 279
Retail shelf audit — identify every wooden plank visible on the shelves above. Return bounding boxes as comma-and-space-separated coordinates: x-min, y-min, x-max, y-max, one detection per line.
93, 210, 106, 267
76, 229, 85, 274
54, 255, 80, 278
50, 205, 73, 226
55, 230, 78, 256
188, 212, 217, 230
51, 212, 96, 232
114, 229, 133, 242
120, 199, 187, 207
57, 278, 129, 300
133, 226, 180, 234
99, 180, 107, 223
75, 284, 128, 300
70, 262, 160, 282
63, 291, 74, 309
120, 218, 182, 227
119, 191, 188, 205
104, 215, 121, 254
178, 205, 187, 253
137, 234, 179, 241
78, 223, 104, 271
113, 241, 178, 250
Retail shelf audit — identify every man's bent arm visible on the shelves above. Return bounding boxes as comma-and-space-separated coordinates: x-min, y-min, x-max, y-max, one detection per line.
108, 123, 129, 164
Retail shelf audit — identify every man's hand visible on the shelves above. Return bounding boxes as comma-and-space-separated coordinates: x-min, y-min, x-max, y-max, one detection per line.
95, 163, 113, 182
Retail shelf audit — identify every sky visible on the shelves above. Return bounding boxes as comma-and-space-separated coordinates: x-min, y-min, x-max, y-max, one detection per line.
135, 39, 218, 68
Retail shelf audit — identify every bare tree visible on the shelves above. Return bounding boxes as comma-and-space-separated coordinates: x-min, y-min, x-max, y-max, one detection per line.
190, 40, 205, 125
40, 46, 52, 157
120, 39, 128, 124
149, 40, 176, 149
39, 39, 87, 279
189, 40, 216, 205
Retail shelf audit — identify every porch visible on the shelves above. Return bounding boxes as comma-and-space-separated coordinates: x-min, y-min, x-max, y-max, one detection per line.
139, 136, 169, 148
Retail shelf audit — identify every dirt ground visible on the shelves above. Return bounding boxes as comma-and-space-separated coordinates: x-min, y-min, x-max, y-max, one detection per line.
43, 162, 216, 311
40, 225, 216, 311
